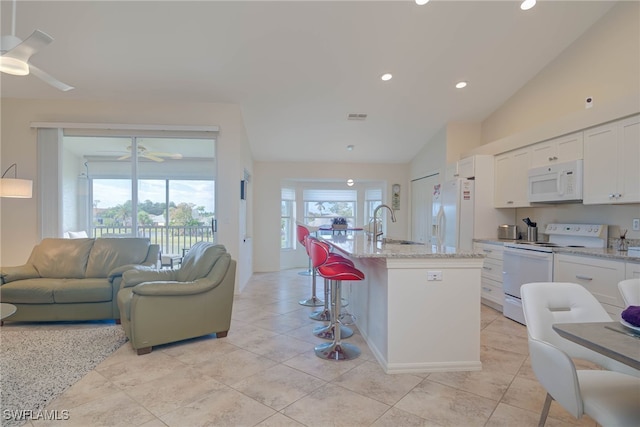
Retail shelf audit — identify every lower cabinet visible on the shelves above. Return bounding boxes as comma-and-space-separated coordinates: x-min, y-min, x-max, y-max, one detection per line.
627, 261, 640, 279
554, 253, 626, 318
475, 242, 504, 309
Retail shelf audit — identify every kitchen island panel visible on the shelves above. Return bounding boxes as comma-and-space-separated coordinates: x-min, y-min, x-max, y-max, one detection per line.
348, 256, 483, 374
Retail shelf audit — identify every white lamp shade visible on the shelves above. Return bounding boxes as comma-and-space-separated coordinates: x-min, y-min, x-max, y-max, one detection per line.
0, 178, 33, 198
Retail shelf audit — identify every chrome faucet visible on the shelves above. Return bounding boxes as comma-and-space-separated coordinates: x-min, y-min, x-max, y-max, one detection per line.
371, 204, 397, 241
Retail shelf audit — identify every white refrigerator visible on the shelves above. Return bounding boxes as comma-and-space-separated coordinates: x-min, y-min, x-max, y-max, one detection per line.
431, 178, 475, 251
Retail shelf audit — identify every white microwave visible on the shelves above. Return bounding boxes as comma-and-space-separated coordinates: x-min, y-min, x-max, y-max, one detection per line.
527, 159, 583, 203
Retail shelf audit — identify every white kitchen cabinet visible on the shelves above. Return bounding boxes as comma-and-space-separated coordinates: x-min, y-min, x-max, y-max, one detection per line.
475, 241, 504, 310
626, 261, 640, 279
494, 147, 531, 208
583, 115, 640, 204
554, 253, 626, 318
445, 157, 475, 180
530, 132, 583, 168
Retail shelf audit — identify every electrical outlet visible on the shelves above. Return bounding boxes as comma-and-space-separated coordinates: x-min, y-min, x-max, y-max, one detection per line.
427, 271, 442, 281
633, 218, 640, 231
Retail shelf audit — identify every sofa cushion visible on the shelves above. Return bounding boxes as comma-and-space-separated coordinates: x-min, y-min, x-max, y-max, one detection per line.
0, 278, 60, 303
29, 238, 95, 279
53, 278, 113, 303
85, 238, 150, 278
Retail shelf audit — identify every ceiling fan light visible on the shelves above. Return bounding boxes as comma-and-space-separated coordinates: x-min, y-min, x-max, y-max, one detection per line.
0, 56, 29, 76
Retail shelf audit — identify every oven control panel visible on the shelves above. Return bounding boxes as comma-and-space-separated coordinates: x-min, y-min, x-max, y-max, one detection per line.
545, 223, 606, 238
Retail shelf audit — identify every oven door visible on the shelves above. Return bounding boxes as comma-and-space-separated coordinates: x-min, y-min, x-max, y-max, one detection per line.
503, 246, 554, 324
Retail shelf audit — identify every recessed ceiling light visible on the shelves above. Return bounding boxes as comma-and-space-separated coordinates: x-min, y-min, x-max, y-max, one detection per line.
455, 81, 468, 89
520, 0, 536, 11
381, 73, 393, 81
347, 179, 355, 187
346, 145, 355, 151
415, 0, 430, 5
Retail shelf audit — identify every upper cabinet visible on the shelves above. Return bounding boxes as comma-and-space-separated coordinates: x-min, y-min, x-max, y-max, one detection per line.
530, 132, 583, 168
583, 115, 640, 204
494, 147, 531, 208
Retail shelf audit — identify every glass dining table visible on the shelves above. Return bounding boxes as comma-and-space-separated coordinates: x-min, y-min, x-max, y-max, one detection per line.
552, 321, 640, 370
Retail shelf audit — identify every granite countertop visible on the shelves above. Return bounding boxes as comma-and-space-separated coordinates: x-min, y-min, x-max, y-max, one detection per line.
474, 239, 640, 262
322, 234, 485, 259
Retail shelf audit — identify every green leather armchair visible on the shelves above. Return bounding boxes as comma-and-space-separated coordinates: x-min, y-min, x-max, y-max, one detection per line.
117, 242, 236, 355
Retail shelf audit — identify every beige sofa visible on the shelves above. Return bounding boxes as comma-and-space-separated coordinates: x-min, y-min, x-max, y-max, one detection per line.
0, 238, 159, 323
117, 242, 236, 355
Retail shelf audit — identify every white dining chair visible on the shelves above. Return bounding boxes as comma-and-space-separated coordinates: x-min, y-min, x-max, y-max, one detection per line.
520, 281, 639, 378
618, 278, 640, 306
522, 282, 640, 427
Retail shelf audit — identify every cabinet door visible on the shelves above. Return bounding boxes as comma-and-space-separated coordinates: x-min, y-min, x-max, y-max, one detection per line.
457, 157, 475, 179
494, 153, 512, 208
554, 254, 626, 317
627, 262, 640, 279
494, 148, 530, 208
555, 132, 583, 162
530, 132, 583, 168
530, 141, 556, 168
583, 122, 618, 204
618, 115, 640, 203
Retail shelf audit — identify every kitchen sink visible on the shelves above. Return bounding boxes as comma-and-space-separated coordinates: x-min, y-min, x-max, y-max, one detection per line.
382, 238, 424, 245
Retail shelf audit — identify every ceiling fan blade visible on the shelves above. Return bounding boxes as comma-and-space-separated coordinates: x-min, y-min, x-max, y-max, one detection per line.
143, 154, 165, 162
148, 152, 183, 159
29, 64, 74, 91
4, 30, 53, 62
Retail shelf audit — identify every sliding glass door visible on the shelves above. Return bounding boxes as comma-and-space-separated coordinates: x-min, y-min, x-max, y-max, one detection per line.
62, 135, 216, 255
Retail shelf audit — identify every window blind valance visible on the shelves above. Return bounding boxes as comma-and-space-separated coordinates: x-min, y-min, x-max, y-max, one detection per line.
303, 189, 357, 201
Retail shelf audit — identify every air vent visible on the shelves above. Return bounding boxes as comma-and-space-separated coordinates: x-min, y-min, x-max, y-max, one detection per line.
347, 113, 367, 121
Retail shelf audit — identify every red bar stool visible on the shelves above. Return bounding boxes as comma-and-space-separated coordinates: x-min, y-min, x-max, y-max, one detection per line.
307, 240, 354, 339
307, 238, 365, 361
309, 252, 353, 322
296, 224, 323, 307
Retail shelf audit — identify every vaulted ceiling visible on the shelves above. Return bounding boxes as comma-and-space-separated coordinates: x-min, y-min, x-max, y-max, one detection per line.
0, 1, 616, 163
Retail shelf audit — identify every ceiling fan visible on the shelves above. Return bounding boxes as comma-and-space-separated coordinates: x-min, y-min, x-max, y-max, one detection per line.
115, 145, 183, 163
0, 0, 74, 91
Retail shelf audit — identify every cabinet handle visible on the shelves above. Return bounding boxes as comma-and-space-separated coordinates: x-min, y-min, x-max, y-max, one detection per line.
483, 266, 492, 271
482, 249, 493, 253
507, 201, 514, 204
482, 287, 492, 292
575, 275, 593, 281
548, 156, 558, 161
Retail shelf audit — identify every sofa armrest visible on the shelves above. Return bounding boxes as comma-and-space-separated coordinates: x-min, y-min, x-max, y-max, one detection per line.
132, 279, 216, 297
108, 264, 157, 282
0, 264, 40, 284
122, 268, 177, 288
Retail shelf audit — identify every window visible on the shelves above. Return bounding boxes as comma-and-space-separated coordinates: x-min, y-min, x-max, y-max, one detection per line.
302, 189, 357, 228
61, 134, 215, 255
281, 188, 295, 250
364, 188, 383, 227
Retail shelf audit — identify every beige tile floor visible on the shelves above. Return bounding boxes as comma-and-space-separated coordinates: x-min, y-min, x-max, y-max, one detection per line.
17, 269, 599, 426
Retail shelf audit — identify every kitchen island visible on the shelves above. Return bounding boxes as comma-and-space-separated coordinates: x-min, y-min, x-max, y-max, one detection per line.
323, 234, 485, 374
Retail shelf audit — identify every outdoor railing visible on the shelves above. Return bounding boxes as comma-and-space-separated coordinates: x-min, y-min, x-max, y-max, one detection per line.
93, 225, 214, 256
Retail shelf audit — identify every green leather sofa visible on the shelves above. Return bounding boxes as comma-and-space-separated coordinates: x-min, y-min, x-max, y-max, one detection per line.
0, 238, 159, 323
117, 242, 236, 355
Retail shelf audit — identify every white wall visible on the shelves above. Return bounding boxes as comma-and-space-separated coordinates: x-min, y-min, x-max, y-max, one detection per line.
469, 1, 640, 242
0, 98, 254, 291
481, 1, 640, 144
253, 161, 409, 272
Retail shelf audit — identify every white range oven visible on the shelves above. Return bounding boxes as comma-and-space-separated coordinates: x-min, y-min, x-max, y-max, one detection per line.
502, 223, 607, 325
